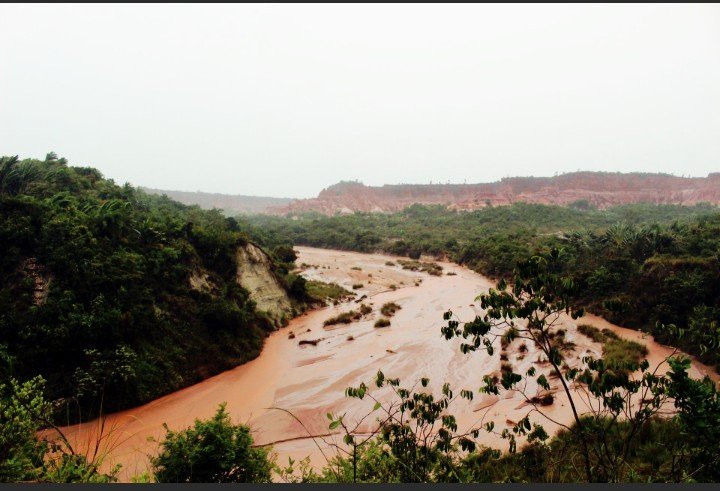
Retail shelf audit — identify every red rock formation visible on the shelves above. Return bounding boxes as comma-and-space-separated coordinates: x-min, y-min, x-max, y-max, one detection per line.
269, 172, 720, 216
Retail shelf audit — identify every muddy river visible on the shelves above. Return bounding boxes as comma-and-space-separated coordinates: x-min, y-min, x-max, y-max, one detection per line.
56, 247, 718, 481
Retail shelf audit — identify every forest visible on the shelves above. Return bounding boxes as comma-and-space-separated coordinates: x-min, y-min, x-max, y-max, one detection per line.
0, 154, 309, 420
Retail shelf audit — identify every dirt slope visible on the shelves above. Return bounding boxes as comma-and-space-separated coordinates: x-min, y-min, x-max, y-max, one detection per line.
270, 172, 720, 215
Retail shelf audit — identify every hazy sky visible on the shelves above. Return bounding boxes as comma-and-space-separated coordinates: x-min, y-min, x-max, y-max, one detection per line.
2, 4, 719, 198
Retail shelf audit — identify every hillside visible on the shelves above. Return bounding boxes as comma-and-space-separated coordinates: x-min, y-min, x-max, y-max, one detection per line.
141, 187, 293, 215
0, 155, 309, 418
269, 172, 720, 215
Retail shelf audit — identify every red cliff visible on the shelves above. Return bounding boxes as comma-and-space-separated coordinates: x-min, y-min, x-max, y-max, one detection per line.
269, 172, 720, 215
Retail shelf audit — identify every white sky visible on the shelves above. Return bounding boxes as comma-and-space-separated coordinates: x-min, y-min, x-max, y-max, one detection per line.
1, 4, 719, 198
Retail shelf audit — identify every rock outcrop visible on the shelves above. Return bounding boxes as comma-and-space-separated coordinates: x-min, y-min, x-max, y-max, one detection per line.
19, 258, 51, 306
269, 172, 720, 216
235, 242, 293, 327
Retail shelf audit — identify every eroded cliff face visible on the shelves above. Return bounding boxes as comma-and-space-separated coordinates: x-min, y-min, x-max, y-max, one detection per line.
19, 257, 51, 306
235, 242, 292, 327
269, 172, 720, 216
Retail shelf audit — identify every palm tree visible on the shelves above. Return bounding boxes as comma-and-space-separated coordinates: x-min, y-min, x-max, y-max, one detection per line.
0, 156, 41, 196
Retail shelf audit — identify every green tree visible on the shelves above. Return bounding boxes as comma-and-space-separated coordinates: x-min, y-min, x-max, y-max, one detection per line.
151, 404, 273, 483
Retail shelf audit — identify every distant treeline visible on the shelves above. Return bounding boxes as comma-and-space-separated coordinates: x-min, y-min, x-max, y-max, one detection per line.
240, 202, 720, 370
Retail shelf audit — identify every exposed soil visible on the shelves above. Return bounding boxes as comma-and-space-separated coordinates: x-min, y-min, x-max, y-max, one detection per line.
270, 172, 720, 215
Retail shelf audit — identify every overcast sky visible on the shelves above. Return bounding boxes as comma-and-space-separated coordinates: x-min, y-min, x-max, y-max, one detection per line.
1, 4, 719, 198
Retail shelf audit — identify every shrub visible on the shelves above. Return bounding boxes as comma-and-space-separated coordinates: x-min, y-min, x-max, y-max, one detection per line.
306, 281, 355, 303
324, 310, 362, 326
577, 325, 648, 369
380, 302, 401, 317
397, 260, 443, 276
374, 318, 391, 328
151, 404, 272, 483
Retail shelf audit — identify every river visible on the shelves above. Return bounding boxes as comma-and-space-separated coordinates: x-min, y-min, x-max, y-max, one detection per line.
55, 246, 719, 481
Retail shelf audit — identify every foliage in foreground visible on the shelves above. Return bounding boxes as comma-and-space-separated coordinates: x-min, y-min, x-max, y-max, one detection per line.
150, 404, 272, 483
0, 376, 117, 483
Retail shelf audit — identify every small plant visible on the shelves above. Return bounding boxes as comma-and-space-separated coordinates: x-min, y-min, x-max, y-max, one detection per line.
306, 281, 355, 303
352, 284, 363, 289
397, 260, 443, 276
380, 302, 401, 317
577, 325, 648, 369
374, 318, 391, 328
324, 310, 362, 326
359, 304, 372, 315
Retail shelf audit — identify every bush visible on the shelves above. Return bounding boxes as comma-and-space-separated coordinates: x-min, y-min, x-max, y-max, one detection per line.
324, 310, 362, 326
374, 318, 391, 328
305, 280, 354, 303
380, 302, 401, 317
0, 376, 117, 483
151, 404, 272, 483
577, 325, 648, 369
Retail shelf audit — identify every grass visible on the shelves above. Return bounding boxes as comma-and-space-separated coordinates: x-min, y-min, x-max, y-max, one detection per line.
352, 283, 363, 289
306, 280, 355, 303
374, 318, 391, 328
380, 302, 401, 317
324, 310, 362, 326
397, 260, 443, 276
385, 261, 396, 266
577, 324, 648, 369
359, 304, 372, 315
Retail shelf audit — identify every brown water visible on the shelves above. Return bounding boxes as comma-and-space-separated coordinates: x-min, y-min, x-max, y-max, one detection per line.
54, 246, 718, 481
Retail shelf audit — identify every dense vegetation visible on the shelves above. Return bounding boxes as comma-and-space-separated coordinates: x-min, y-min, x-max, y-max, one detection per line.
0, 154, 308, 419
241, 203, 720, 370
